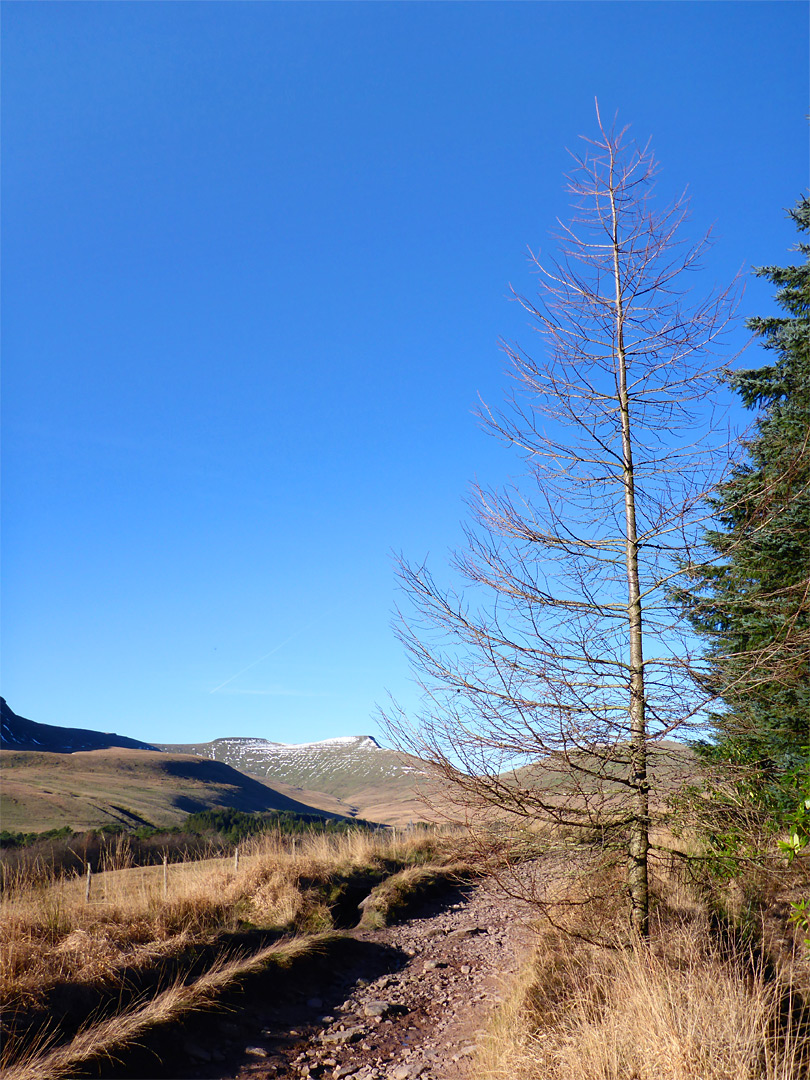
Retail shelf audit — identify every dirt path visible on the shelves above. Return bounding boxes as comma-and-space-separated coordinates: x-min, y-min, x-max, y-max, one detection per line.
171, 876, 535, 1080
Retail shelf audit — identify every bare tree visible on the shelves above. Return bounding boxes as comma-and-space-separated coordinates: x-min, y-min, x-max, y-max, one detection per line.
384, 109, 738, 938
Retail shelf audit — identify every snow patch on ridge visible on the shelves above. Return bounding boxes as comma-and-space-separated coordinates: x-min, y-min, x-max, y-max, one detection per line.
174, 732, 421, 787
208, 734, 381, 752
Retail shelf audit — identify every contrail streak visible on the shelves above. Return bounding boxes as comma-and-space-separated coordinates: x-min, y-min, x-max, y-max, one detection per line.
208, 615, 326, 694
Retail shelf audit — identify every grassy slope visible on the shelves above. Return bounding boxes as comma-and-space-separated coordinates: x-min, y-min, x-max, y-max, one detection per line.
0, 748, 347, 832
4, 730, 689, 836
242, 773, 438, 827
504, 740, 697, 796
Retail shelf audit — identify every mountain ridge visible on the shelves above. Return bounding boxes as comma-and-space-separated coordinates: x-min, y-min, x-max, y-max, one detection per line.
157, 734, 428, 806
0, 747, 353, 833
0, 701, 437, 828
0, 697, 159, 754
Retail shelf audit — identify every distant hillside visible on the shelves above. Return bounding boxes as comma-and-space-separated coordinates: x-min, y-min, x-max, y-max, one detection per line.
0, 747, 348, 833
0, 701, 440, 827
158, 735, 434, 825
0, 698, 158, 753
502, 740, 698, 798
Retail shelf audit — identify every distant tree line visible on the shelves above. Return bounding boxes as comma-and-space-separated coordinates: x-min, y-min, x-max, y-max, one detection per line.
0, 807, 377, 851
182, 806, 380, 844
0, 807, 380, 884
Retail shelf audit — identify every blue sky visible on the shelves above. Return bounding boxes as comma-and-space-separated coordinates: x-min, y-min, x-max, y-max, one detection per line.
2, 2, 807, 747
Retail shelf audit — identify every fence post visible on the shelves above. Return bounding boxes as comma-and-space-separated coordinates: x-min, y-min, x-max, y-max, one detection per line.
234, 845, 240, 874
85, 863, 92, 903
291, 837, 296, 859
163, 855, 168, 899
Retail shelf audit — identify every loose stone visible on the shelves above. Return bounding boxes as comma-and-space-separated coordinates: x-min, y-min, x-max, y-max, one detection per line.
362, 1000, 391, 1018
320, 1026, 365, 1046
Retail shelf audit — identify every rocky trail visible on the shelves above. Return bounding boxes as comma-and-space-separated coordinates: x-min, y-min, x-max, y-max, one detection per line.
132, 875, 535, 1080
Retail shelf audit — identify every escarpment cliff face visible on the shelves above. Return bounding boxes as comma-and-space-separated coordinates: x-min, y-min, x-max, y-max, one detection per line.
0, 697, 159, 753
158, 734, 426, 797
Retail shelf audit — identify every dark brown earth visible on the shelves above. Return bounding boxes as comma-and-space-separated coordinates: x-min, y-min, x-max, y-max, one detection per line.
118, 875, 535, 1080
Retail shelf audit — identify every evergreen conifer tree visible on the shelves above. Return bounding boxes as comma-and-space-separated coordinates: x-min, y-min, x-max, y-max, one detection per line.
683, 197, 809, 807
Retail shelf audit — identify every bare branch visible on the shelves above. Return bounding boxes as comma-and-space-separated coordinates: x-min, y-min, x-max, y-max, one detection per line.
382, 110, 740, 940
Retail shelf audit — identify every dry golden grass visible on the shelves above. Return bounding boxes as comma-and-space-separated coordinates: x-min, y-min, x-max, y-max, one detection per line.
9, 820, 805, 1080
476, 854, 810, 1080
0, 826, 453, 1075
1, 828, 443, 1007
2, 933, 334, 1080
358, 860, 477, 928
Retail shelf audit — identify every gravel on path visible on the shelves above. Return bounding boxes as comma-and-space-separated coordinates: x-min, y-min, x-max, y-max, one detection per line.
205, 875, 536, 1080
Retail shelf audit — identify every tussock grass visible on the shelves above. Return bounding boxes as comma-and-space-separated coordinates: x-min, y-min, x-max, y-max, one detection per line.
476, 856, 810, 1080
358, 862, 476, 928
0, 826, 456, 1074
3, 933, 333, 1080
482, 930, 809, 1079
0, 829, 420, 1005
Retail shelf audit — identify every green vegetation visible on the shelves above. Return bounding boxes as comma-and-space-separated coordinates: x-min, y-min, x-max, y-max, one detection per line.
675, 197, 809, 872
183, 806, 380, 842
682, 197, 809, 797
1, 807, 376, 851
0, 806, 383, 888
0, 825, 75, 849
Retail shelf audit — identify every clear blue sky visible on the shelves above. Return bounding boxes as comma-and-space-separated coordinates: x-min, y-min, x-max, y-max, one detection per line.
2, 2, 807, 746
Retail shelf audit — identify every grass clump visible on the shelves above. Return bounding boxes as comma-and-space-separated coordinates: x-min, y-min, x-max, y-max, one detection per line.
358, 862, 475, 928
476, 854, 810, 1080
0, 825, 453, 1075
0, 807, 383, 889
2, 934, 335, 1080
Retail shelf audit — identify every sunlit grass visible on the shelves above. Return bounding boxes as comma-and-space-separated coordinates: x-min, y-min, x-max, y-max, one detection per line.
0, 825, 454, 1074
476, 852, 810, 1080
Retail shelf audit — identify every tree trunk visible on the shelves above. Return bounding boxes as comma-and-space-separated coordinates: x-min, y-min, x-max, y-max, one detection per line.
386, 113, 736, 941
610, 163, 650, 939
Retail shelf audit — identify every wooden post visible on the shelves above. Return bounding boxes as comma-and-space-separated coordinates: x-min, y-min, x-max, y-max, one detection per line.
291, 837, 296, 859
233, 845, 240, 874
85, 863, 92, 903
163, 855, 168, 899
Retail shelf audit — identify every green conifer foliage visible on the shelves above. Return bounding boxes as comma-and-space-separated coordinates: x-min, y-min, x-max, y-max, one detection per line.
684, 197, 809, 805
